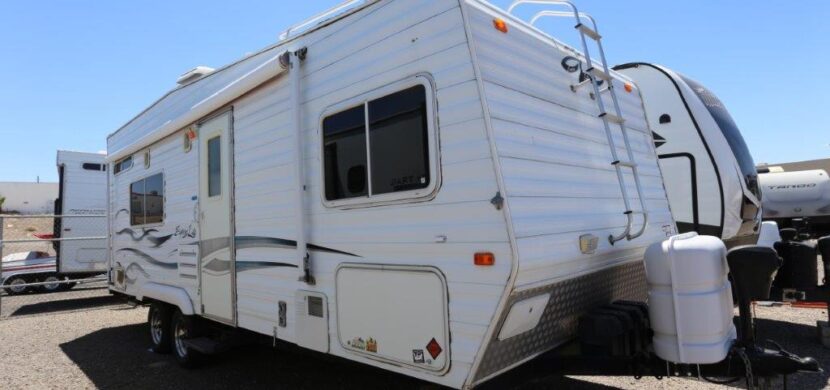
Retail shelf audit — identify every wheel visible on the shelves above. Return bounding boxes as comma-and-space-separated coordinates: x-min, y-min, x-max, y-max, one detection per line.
171, 309, 204, 368
3, 276, 30, 295
40, 275, 62, 293
59, 282, 77, 292
148, 303, 173, 354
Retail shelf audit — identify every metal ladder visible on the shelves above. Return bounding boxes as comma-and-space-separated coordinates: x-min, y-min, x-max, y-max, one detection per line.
508, 0, 648, 244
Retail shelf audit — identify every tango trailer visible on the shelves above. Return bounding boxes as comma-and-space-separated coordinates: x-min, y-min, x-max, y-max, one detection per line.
759, 169, 830, 237
614, 63, 762, 247
105, 1, 816, 388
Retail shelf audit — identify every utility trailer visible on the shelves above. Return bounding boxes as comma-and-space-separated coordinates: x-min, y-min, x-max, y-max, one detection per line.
614, 63, 762, 247
105, 0, 817, 387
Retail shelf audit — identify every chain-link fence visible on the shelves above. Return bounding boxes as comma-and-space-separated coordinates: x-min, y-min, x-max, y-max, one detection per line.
0, 214, 114, 319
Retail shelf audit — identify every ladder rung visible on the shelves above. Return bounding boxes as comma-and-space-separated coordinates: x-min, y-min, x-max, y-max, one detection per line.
612, 160, 637, 168
570, 79, 592, 92
586, 67, 611, 81
599, 112, 625, 124
576, 23, 601, 41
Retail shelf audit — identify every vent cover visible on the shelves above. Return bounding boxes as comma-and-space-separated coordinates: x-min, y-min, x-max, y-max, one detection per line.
176, 66, 215, 86
308, 296, 324, 318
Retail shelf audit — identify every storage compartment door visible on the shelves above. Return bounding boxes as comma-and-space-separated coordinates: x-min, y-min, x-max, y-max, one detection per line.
336, 264, 449, 373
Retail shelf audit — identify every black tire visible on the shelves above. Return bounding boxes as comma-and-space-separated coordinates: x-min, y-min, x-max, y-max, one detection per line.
148, 303, 173, 354
3, 276, 30, 295
39, 275, 62, 293
171, 309, 204, 368
59, 282, 77, 292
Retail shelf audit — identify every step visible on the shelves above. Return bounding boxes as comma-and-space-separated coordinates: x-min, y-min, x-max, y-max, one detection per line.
599, 112, 625, 124
576, 23, 601, 40
182, 337, 226, 355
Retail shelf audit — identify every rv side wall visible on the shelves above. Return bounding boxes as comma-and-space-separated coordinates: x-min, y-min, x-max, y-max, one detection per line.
108, 133, 201, 312
109, 1, 513, 388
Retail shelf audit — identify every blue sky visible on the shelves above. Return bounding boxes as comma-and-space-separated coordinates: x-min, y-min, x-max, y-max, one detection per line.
1, 0, 827, 182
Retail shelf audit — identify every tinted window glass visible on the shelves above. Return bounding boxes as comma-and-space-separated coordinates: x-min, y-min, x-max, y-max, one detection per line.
679, 75, 760, 198
323, 106, 367, 200
207, 136, 221, 197
368, 85, 429, 194
130, 173, 164, 226
130, 180, 145, 225
144, 173, 164, 224
83, 163, 103, 171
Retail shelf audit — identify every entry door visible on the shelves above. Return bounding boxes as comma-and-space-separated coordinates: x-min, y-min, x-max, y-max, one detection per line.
198, 112, 235, 324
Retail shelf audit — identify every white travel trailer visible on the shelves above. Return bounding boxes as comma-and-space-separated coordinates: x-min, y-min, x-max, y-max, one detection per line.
105, 0, 685, 387
55, 150, 109, 275
614, 63, 762, 246
759, 169, 830, 236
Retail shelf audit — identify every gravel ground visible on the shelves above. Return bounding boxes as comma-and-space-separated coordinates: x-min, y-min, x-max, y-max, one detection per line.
1, 290, 827, 390
2, 257, 830, 390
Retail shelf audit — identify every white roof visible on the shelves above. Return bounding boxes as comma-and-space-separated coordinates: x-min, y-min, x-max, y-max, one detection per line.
107, 47, 288, 162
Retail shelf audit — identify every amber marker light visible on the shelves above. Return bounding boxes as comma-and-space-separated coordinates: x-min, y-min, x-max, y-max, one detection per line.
624, 83, 634, 93
493, 18, 508, 33
474, 252, 496, 266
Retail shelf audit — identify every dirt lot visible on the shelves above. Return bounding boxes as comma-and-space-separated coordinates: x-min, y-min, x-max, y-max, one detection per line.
1, 216, 57, 256
0, 285, 828, 390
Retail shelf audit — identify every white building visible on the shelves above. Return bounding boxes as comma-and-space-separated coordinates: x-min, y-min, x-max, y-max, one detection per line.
0, 182, 58, 214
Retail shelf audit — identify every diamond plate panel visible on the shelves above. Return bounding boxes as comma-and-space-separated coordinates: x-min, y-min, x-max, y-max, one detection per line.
473, 261, 647, 382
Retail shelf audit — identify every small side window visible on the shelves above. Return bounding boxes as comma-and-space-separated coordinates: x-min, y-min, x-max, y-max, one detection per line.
207, 136, 221, 197
83, 163, 103, 171
114, 156, 133, 175
144, 150, 151, 168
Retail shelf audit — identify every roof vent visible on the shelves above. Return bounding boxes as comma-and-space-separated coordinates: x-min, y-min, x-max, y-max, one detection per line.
176, 66, 215, 86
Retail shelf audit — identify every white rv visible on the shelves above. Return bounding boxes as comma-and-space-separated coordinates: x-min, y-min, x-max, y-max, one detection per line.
55, 150, 109, 275
106, 1, 680, 387
614, 63, 762, 246
759, 169, 830, 236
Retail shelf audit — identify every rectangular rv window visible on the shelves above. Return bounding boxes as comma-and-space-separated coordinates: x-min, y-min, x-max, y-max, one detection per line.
323, 106, 367, 201
130, 173, 164, 226
83, 163, 103, 171
207, 136, 221, 197
322, 84, 430, 202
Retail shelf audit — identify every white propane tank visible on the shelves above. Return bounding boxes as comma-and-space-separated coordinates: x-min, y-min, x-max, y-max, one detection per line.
644, 232, 736, 364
